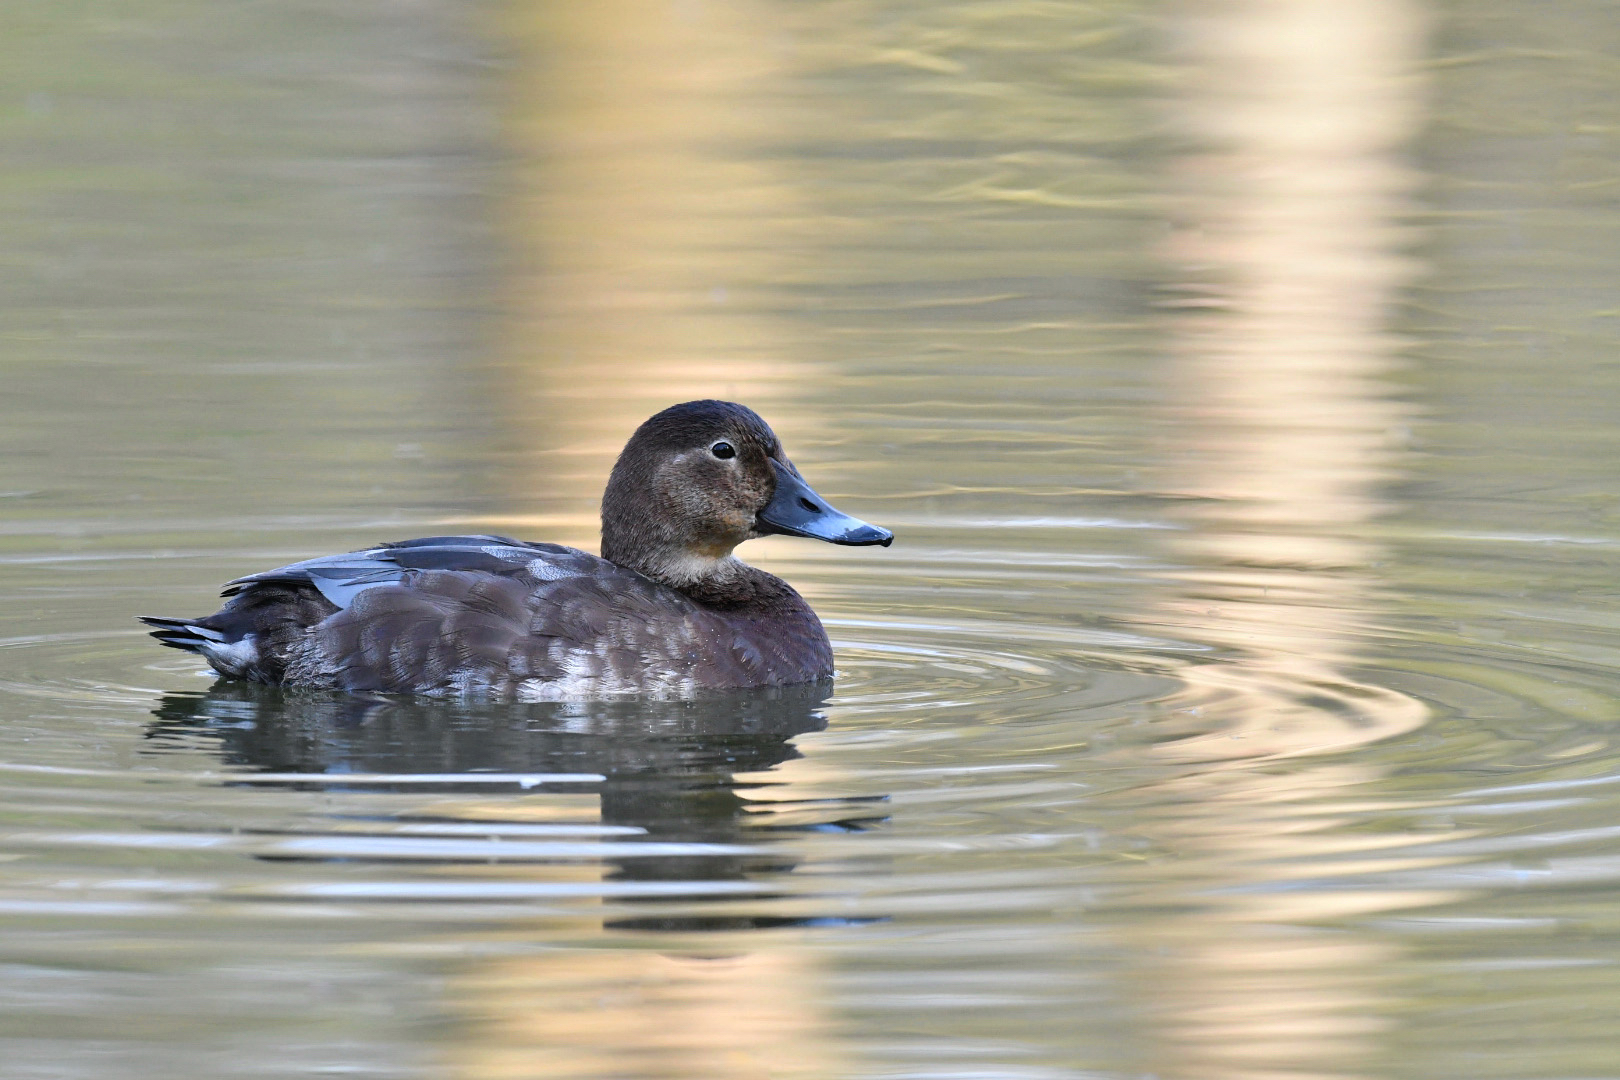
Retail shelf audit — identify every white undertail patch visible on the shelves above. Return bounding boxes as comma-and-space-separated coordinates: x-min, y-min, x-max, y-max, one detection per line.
200, 633, 260, 677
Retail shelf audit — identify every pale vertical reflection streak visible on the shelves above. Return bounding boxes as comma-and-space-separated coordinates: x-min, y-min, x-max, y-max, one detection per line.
1130, 2, 1435, 1079
1151, 0, 1429, 760
493, 0, 820, 514
439, 4, 843, 1079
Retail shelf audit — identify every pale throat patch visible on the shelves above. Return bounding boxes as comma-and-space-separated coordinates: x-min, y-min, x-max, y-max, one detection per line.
651, 550, 744, 586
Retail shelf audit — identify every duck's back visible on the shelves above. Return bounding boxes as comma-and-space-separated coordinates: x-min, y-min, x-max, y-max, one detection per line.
147, 536, 833, 697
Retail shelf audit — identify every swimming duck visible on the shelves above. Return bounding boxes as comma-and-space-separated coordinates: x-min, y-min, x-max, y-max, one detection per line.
141, 400, 892, 698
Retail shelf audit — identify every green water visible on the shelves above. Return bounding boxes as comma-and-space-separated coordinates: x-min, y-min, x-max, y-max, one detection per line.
4, 2, 1620, 1078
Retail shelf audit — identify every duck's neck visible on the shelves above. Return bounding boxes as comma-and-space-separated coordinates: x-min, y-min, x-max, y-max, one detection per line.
604, 543, 807, 615
679, 558, 809, 613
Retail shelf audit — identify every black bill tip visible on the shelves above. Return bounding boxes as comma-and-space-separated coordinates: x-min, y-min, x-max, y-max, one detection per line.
837, 522, 894, 547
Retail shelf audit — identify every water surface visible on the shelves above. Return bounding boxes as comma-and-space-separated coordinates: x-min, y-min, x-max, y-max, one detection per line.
4, 2, 1620, 1078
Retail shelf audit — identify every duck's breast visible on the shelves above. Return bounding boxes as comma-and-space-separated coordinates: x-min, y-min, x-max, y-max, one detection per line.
508, 572, 834, 698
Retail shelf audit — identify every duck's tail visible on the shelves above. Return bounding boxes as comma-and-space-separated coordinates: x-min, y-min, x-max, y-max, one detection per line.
138, 615, 223, 654
139, 614, 265, 679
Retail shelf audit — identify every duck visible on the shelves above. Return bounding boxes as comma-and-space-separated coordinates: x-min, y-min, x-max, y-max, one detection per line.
140, 400, 892, 698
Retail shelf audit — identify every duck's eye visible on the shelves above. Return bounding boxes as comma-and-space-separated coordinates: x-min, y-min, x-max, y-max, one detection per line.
710, 441, 736, 460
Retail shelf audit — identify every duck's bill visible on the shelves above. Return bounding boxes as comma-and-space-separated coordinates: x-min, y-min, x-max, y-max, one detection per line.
757, 461, 893, 547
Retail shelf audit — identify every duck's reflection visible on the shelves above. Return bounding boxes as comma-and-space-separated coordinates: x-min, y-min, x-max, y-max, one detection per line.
147, 680, 865, 932
149, 681, 831, 779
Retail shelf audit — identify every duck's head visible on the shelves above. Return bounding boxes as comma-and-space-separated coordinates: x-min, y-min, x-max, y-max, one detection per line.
600, 400, 892, 587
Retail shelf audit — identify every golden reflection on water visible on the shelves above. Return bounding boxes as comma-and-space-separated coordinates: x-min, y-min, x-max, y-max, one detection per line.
1150, 0, 1430, 762
493, 0, 819, 491
444, 948, 836, 1080
444, 4, 840, 1078
1132, 1, 1436, 1078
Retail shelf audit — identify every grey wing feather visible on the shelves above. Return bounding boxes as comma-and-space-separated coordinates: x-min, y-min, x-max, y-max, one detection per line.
225, 535, 589, 611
